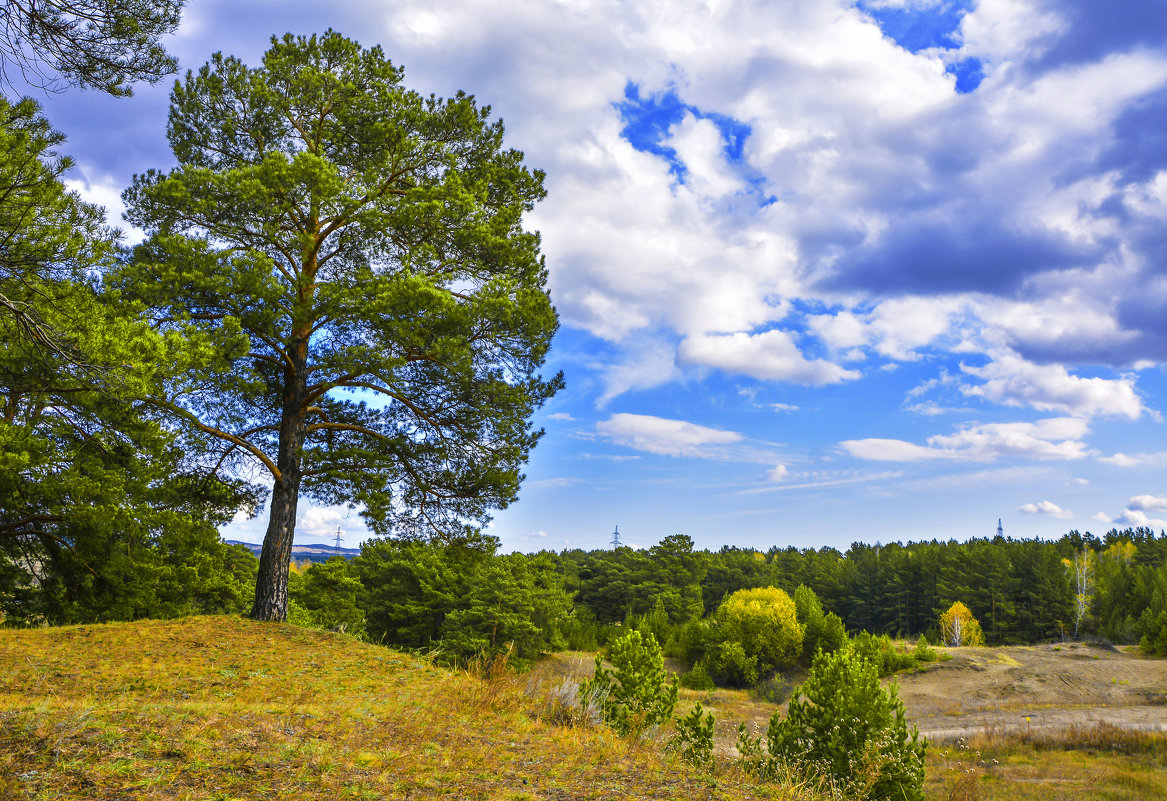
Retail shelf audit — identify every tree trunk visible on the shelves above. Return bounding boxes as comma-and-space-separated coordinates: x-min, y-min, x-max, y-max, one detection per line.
250, 473, 299, 621
250, 335, 309, 622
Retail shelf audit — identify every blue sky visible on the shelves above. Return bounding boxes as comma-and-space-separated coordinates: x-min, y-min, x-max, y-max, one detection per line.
29, 0, 1167, 552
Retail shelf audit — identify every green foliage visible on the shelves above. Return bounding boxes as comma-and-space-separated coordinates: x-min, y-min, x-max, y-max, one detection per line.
736, 723, 779, 781
678, 661, 716, 690
627, 595, 672, 649
356, 538, 571, 665
850, 631, 917, 677
767, 647, 926, 801
0, 95, 258, 626
0, 0, 182, 95
703, 586, 803, 686
702, 639, 760, 687
289, 557, 366, 636
671, 701, 715, 770
569, 535, 705, 626
579, 629, 678, 738
120, 30, 562, 621
794, 583, 847, 663
749, 673, 792, 705
560, 606, 611, 652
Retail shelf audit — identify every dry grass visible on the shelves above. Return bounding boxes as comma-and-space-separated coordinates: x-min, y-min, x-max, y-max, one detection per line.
0, 617, 809, 800
926, 724, 1167, 801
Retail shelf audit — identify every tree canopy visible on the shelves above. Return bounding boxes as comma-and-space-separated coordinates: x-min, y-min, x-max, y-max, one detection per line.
121, 31, 562, 621
0, 0, 181, 95
0, 96, 257, 625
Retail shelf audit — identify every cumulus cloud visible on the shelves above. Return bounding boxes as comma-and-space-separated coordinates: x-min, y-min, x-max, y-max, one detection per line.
765, 464, 790, 482
1018, 500, 1073, 518
961, 353, 1146, 419
296, 506, 365, 542
678, 330, 860, 385
841, 417, 1091, 462
1128, 495, 1167, 512
596, 413, 742, 458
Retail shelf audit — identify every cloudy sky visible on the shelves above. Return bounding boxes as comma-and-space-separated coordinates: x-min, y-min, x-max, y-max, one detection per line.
31, 0, 1167, 552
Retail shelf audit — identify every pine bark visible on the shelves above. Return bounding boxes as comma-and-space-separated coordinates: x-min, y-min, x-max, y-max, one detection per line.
250, 333, 309, 622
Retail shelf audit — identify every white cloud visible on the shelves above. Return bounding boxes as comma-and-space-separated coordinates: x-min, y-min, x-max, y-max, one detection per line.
765, 464, 790, 482
546, 412, 576, 421
736, 469, 903, 495
1108, 508, 1167, 529
667, 113, 746, 198
902, 465, 1055, 491
527, 477, 584, 489
841, 417, 1091, 462
678, 330, 860, 385
596, 413, 742, 458
1101, 452, 1167, 468
596, 336, 681, 406
296, 506, 365, 542
1128, 495, 1167, 513
810, 298, 967, 362
961, 353, 1145, 419
1018, 500, 1073, 519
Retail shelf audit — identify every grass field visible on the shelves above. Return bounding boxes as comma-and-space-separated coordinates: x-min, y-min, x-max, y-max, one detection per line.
3, 617, 1165, 800
0, 616, 806, 801
924, 726, 1167, 800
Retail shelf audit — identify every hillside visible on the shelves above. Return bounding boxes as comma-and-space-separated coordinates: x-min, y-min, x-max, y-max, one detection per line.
0, 617, 797, 801
224, 540, 362, 562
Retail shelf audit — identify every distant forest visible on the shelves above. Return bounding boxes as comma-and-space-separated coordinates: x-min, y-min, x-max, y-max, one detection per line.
9, 524, 1167, 670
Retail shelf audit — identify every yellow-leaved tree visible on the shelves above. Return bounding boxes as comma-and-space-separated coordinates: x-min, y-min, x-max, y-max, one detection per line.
702, 587, 804, 685
939, 601, 985, 647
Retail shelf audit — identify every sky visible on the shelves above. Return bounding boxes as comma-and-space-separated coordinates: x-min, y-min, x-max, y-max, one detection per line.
26, 0, 1167, 553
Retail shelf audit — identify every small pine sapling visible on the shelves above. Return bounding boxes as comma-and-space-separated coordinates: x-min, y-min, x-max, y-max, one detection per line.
767, 647, 926, 801
579, 629, 679, 738
671, 701, 715, 770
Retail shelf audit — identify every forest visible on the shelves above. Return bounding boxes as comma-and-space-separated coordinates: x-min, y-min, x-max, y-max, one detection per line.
8, 520, 1167, 675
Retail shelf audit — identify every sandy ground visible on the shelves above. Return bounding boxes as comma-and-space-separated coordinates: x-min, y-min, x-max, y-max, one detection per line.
893, 642, 1167, 741
531, 643, 1167, 746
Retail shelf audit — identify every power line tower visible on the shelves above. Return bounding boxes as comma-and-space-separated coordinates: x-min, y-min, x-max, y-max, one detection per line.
610, 525, 622, 548
997, 518, 1004, 538
334, 525, 343, 553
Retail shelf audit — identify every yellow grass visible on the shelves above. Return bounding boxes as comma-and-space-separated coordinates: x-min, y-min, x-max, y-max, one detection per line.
0, 617, 808, 800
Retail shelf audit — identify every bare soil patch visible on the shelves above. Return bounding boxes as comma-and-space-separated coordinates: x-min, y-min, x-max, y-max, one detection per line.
893, 642, 1167, 741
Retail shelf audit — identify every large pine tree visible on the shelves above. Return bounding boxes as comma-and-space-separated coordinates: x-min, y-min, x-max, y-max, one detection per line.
121, 31, 561, 621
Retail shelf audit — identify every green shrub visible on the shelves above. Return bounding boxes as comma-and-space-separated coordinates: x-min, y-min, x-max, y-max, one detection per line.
702, 587, 803, 687
671, 701, 715, 770
579, 629, 679, 738
702, 639, 759, 687
750, 672, 792, 705
794, 584, 847, 663
679, 661, 716, 690
767, 647, 926, 801
289, 556, 366, 636
851, 631, 915, 676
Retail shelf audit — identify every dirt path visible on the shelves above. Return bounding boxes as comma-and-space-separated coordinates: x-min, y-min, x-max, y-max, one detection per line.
893, 642, 1167, 741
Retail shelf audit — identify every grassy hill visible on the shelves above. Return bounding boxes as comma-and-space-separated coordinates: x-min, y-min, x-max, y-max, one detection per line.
0, 616, 801, 800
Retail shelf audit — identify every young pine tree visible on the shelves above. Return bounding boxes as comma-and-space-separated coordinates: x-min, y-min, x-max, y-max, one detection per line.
768, 647, 926, 801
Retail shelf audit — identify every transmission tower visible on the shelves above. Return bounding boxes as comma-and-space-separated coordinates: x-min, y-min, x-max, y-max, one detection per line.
610, 525, 622, 548
334, 525, 343, 553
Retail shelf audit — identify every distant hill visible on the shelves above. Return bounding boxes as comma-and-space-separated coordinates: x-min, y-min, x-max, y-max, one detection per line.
224, 539, 361, 562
